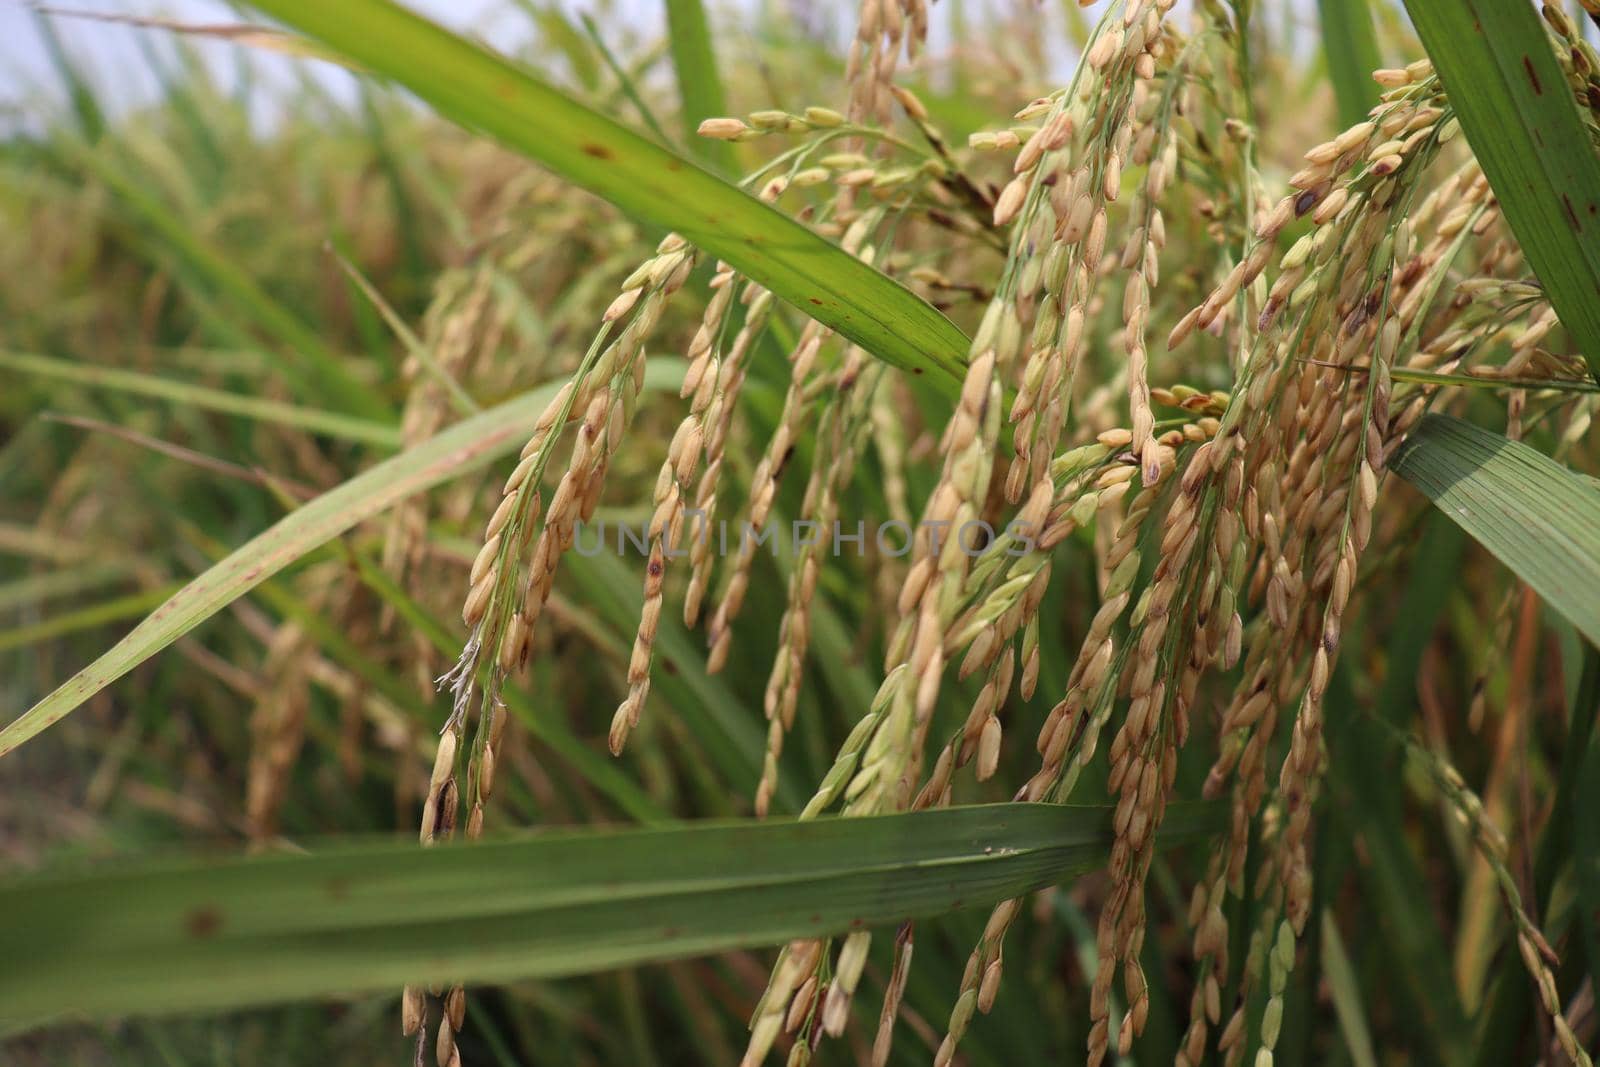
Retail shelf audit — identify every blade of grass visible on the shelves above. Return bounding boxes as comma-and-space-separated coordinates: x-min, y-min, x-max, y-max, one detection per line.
507, 0, 601, 92
64, 143, 389, 420
663, 0, 731, 170
1316, 0, 1381, 127
0, 585, 182, 654
1387, 365, 1600, 395
1392, 413, 1600, 648
0, 359, 684, 758
1320, 912, 1380, 1067
331, 253, 479, 417
243, 0, 971, 394
33, 9, 106, 140
0, 563, 134, 615
1404, 0, 1600, 374
0, 801, 1218, 1026
44, 413, 319, 499
577, 13, 672, 147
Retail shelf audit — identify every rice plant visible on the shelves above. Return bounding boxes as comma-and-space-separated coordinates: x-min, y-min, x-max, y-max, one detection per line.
3, 1, 1600, 1065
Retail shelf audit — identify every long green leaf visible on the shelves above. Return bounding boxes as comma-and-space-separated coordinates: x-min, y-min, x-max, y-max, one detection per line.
0, 360, 684, 757
1391, 413, 1600, 647
0, 802, 1216, 1026
1404, 0, 1600, 375
1316, 0, 1381, 128
0, 349, 401, 447
0, 585, 180, 653
1320, 913, 1380, 1067
0, 562, 134, 614
242, 0, 970, 392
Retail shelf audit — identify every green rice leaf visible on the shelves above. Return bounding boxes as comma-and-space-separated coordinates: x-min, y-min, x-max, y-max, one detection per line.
0, 349, 402, 447
0, 360, 684, 758
578, 12, 673, 146
1391, 413, 1600, 647
0, 585, 181, 654
243, 0, 970, 393
1320, 913, 1381, 1067
0, 801, 1217, 1026
1404, 0, 1600, 376
1316, 0, 1381, 128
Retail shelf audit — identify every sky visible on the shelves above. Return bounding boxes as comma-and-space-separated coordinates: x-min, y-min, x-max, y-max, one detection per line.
0, 1, 662, 124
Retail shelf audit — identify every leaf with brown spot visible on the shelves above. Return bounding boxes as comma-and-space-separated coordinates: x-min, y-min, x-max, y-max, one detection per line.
243, 0, 971, 391
1406, 0, 1600, 378
0, 803, 1217, 1024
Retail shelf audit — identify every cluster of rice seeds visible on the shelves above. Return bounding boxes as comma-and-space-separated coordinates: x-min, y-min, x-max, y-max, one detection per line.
743, 259, 1030, 1063
453, 233, 693, 708
994, 0, 1180, 504
744, 350, 1005, 1065
691, 127, 952, 688
1083, 433, 1229, 1066
1159, 64, 1572, 1067
612, 173, 814, 752
412, 235, 695, 1064
917, 478, 1056, 800
703, 318, 824, 674
845, 0, 928, 126
381, 269, 492, 598
742, 938, 823, 1067
742, 891, 903, 1066
882, 342, 1004, 786
919, 437, 1126, 808
930, 413, 1221, 1066
757, 350, 884, 814
1404, 736, 1595, 1067
706, 208, 888, 674
741, 923, 884, 1065
1543, 4, 1600, 137
867, 380, 915, 622
933, 468, 1147, 1065
684, 272, 775, 627
763, 12, 1231, 1056
377, 267, 504, 808
702, 104, 974, 779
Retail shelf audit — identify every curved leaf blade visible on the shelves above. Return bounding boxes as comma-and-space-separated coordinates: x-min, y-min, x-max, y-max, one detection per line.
0, 802, 1217, 1026
245, 0, 970, 391
0, 349, 401, 447
1391, 413, 1600, 647
0, 360, 684, 757
1404, 0, 1600, 376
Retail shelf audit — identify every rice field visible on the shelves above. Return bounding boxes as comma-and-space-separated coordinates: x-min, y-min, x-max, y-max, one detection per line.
2, 2, 1599, 1065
